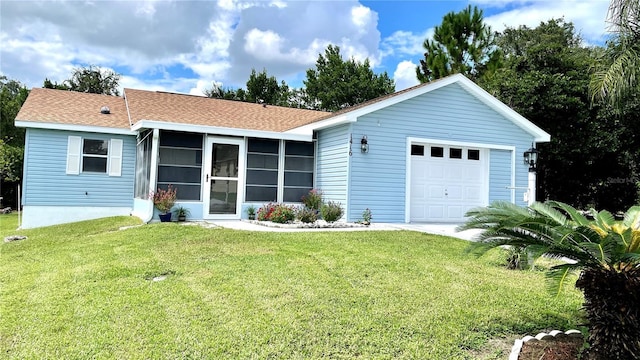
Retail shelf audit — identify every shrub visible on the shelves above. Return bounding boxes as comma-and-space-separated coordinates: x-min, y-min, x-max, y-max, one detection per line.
297, 207, 318, 223
361, 208, 372, 224
301, 189, 323, 211
321, 201, 343, 222
504, 245, 530, 270
269, 204, 296, 223
257, 203, 277, 221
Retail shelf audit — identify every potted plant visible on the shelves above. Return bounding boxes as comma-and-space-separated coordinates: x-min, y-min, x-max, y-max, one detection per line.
246, 205, 256, 220
151, 185, 177, 222
173, 206, 190, 222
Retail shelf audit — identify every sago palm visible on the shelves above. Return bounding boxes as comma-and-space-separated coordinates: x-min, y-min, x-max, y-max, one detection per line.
459, 201, 640, 360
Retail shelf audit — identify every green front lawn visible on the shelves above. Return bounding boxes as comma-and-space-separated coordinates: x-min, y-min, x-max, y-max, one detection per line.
0, 214, 583, 359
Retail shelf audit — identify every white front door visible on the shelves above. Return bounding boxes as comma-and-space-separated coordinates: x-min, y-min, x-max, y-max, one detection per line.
203, 137, 245, 219
410, 143, 488, 222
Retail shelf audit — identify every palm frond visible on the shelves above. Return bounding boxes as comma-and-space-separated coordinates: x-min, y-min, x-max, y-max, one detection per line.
589, 45, 640, 107
546, 200, 590, 226
546, 264, 580, 297
592, 209, 616, 231
623, 205, 640, 229
530, 202, 569, 226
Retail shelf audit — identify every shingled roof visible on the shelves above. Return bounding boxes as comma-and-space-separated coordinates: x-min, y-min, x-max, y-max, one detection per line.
124, 89, 329, 132
15, 88, 130, 129
16, 87, 331, 133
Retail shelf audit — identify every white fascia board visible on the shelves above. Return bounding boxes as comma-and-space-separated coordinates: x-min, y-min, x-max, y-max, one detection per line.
132, 120, 313, 142
455, 75, 551, 143
285, 114, 354, 134
14, 121, 136, 135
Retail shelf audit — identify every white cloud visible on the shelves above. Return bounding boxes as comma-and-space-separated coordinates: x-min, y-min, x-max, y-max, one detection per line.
351, 5, 373, 32
381, 29, 432, 58
226, 1, 381, 84
1, 0, 612, 96
481, 0, 610, 42
393, 60, 420, 91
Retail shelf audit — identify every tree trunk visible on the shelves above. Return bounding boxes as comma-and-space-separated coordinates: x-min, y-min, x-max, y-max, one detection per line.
575, 267, 640, 360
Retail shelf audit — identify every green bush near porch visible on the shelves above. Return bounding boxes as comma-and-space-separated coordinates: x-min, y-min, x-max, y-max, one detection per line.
0, 214, 583, 359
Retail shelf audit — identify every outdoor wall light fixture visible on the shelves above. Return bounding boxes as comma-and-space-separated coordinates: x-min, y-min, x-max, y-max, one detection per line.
361, 135, 369, 153
523, 144, 538, 172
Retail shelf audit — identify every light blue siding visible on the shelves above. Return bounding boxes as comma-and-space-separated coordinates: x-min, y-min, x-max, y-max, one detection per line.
348, 83, 534, 222
316, 124, 351, 207
489, 149, 512, 203
23, 128, 136, 207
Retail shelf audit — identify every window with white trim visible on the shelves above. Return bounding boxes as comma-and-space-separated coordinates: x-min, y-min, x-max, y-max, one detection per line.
82, 139, 109, 172
66, 136, 122, 176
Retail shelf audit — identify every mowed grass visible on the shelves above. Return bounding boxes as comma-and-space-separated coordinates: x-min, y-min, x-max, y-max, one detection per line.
0, 213, 583, 359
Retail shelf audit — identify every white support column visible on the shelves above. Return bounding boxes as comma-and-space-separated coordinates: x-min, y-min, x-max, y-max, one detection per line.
527, 170, 536, 206
149, 129, 160, 194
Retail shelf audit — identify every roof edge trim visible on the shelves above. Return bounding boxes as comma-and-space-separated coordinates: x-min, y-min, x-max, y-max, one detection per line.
15, 121, 136, 135
132, 120, 313, 141
285, 114, 353, 134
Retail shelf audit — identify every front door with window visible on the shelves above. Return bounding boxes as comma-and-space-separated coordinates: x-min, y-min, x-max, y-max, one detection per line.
204, 137, 245, 219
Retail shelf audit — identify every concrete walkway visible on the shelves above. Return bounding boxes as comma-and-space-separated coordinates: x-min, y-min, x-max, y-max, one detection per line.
208, 220, 481, 241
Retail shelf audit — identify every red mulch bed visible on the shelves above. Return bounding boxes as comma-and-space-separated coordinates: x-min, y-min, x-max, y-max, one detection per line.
518, 337, 583, 360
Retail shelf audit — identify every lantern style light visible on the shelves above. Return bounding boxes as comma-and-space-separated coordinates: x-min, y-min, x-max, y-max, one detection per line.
523, 145, 538, 172
361, 135, 369, 153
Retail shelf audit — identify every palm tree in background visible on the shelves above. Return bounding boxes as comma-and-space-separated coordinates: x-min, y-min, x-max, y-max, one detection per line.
459, 201, 640, 360
590, 0, 640, 107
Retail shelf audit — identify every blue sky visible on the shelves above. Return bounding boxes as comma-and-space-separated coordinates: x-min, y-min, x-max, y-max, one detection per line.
0, 0, 611, 95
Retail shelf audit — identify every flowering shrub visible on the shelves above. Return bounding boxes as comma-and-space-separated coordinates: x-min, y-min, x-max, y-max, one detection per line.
301, 189, 323, 211
270, 204, 296, 224
150, 185, 176, 214
296, 207, 318, 223
257, 203, 277, 221
321, 201, 343, 222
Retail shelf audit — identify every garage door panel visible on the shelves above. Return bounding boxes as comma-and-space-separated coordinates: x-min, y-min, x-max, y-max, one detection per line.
428, 164, 445, 179
464, 186, 482, 201
446, 186, 463, 200
410, 143, 488, 223
428, 206, 445, 220
447, 206, 464, 219
411, 205, 426, 219
446, 166, 464, 180
428, 185, 445, 199
412, 185, 426, 199
464, 166, 483, 181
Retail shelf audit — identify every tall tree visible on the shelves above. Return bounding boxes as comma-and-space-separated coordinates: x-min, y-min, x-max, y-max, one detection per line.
590, 0, 640, 107
0, 76, 29, 208
43, 78, 70, 91
304, 45, 395, 111
481, 19, 639, 211
416, 5, 501, 83
0, 76, 29, 146
245, 68, 290, 106
58, 65, 121, 96
204, 83, 247, 101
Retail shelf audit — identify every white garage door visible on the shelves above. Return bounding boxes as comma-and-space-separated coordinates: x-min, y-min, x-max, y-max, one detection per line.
410, 143, 488, 222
